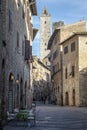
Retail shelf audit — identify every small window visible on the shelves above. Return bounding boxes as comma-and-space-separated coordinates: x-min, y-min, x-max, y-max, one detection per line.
65, 68, 67, 79
64, 46, 68, 54
2, 40, 6, 47
45, 43, 46, 45
17, 32, 19, 47
22, 7, 25, 19
18, 0, 20, 7
58, 86, 59, 92
8, 9, 12, 31
2, 59, 5, 70
72, 66, 75, 77
71, 42, 75, 52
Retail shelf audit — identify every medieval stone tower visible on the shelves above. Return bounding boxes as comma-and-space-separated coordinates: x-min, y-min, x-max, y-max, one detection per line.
40, 7, 51, 63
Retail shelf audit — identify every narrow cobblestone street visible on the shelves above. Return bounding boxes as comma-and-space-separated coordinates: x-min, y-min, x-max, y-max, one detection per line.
4, 104, 87, 130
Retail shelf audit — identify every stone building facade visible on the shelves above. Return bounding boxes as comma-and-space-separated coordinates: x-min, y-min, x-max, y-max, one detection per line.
40, 7, 51, 66
0, 0, 37, 123
32, 56, 51, 103
48, 20, 86, 105
60, 32, 87, 106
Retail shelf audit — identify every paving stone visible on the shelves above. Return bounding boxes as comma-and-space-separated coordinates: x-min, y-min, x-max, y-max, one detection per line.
3, 105, 87, 130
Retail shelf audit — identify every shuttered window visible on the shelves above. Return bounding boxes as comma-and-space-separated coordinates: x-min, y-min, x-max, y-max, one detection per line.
64, 46, 68, 54
25, 40, 30, 60
25, 40, 32, 60
71, 42, 75, 52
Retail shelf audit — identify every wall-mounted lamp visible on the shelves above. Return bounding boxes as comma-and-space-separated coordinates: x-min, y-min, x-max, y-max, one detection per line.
16, 79, 19, 85
52, 79, 54, 83
10, 75, 14, 81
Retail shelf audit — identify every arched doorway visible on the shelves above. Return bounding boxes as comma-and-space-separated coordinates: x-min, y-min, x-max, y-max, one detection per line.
16, 74, 20, 108
8, 73, 14, 113
24, 81, 27, 108
65, 92, 69, 105
20, 78, 23, 109
73, 89, 75, 106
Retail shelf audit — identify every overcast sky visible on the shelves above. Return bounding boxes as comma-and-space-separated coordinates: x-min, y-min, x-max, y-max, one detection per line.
32, 0, 87, 57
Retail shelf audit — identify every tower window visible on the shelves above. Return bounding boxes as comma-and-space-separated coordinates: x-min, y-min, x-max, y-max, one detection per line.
45, 43, 46, 45
45, 21, 46, 24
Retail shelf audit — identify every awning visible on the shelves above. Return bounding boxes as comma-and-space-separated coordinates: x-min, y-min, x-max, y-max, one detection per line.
33, 28, 38, 40
29, 0, 37, 15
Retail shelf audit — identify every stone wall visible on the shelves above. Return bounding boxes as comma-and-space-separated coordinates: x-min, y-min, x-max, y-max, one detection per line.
0, 0, 35, 122
32, 56, 51, 102
79, 36, 87, 106
50, 20, 86, 106
62, 35, 79, 106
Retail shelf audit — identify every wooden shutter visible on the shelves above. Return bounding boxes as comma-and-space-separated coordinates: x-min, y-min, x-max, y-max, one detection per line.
25, 40, 30, 60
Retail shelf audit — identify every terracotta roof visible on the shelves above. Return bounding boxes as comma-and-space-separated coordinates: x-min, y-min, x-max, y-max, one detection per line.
60, 32, 87, 45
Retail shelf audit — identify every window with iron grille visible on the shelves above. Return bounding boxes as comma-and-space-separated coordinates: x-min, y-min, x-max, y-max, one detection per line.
71, 42, 75, 52
64, 46, 68, 54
